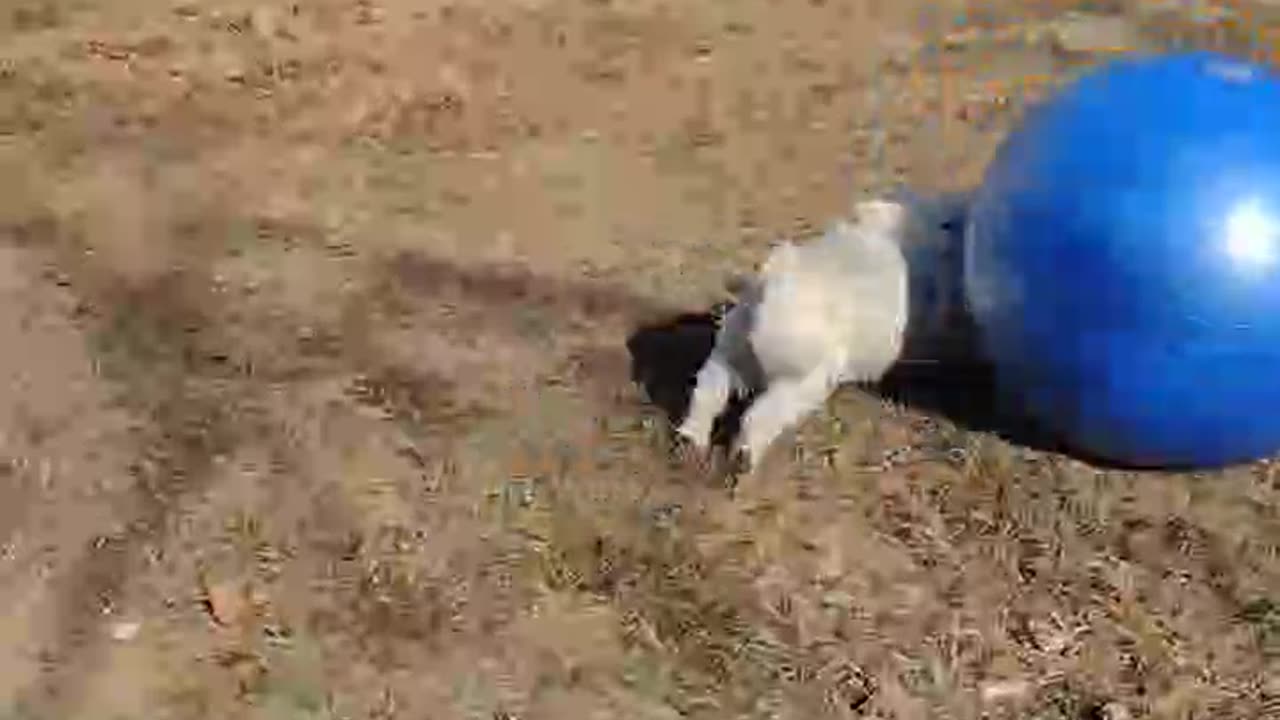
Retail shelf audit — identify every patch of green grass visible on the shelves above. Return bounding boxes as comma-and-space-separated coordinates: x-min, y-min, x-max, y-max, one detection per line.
1240, 597, 1280, 658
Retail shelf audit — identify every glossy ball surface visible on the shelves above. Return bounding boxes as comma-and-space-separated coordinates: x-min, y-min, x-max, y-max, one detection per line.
965, 51, 1280, 468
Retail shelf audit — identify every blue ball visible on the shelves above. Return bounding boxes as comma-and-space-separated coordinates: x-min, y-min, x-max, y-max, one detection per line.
964, 51, 1280, 468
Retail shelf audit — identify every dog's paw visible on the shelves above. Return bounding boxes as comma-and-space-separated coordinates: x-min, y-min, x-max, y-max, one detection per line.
717, 446, 753, 489
668, 432, 712, 470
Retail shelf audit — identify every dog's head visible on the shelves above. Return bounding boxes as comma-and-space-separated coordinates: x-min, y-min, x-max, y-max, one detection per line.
878, 188, 975, 363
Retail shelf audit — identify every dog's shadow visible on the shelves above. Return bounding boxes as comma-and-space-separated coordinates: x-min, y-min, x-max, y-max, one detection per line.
624, 310, 1063, 456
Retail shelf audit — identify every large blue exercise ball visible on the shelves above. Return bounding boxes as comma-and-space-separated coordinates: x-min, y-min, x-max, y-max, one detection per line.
964, 51, 1280, 469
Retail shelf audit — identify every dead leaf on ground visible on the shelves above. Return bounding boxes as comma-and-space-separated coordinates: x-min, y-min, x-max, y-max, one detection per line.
201, 577, 253, 628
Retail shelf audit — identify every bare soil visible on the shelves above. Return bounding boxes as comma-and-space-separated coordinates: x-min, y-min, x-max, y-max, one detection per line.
2, 1, 1279, 718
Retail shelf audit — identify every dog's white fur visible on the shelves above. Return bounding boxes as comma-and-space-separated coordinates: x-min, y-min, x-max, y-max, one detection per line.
676, 191, 966, 471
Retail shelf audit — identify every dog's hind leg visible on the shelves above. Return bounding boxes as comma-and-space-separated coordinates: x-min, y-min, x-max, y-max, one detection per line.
676, 349, 736, 451
734, 365, 836, 472
676, 299, 757, 452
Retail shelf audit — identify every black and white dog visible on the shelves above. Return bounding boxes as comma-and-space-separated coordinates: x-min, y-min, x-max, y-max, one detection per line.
676, 190, 970, 474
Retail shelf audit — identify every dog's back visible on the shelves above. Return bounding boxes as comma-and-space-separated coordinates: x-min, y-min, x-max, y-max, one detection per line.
749, 215, 909, 384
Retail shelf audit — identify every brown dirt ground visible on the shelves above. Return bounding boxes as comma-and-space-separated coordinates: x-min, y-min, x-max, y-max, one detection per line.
2, 1, 1280, 718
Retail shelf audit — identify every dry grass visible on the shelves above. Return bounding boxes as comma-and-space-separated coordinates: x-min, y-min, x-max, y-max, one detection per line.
1, 0, 1280, 718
